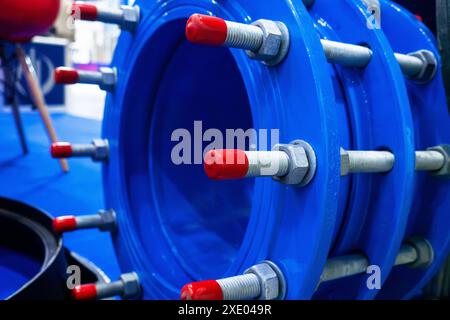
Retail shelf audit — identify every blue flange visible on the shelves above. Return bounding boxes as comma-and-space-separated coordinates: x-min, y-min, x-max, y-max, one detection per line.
103, 0, 340, 299
100, 0, 449, 300
375, 0, 450, 300
309, 0, 415, 299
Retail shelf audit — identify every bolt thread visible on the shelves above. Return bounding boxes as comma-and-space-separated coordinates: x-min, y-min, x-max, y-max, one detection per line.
72, 144, 96, 157
76, 214, 103, 229
395, 53, 424, 78
246, 151, 290, 177
77, 71, 103, 85
394, 244, 419, 266
96, 7, 124, 25
217, 273, 261, 300
347, 151, 394, 173
224, 21, 264, 51
96, 281, 123, 299
415, 151, 445, 171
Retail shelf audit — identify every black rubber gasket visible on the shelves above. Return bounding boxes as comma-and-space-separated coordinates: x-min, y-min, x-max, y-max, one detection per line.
0, 197, 108, 300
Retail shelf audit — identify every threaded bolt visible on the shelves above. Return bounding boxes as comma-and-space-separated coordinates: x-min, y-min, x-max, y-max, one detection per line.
203, 149, 290, 180
204, 140, 316, 186
53, 210, 116, 233
51, 140, 109, 162
185, 14, 290, 66
180, 261, 285, 301
217, 273, 261, 300
72, 272, 141, 300
186, 14, 263, 50
72, 2, 140, 32
54, 67, 116, 91
340, 148, 395, 176
340, 148, 449, 176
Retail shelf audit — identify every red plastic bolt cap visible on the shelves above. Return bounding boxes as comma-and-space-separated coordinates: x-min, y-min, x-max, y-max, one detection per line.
72, 2, 98, 21
204, 149, 249, 180
51, 142, 73, 158
185, 14, 228, 46
54, 67, 79, 84
180, 280, 223, 300
71, 284, 97, 300
53, 216, 77, 233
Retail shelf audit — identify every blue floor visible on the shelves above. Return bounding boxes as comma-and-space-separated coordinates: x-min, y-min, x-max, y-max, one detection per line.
0, 112, 121, 283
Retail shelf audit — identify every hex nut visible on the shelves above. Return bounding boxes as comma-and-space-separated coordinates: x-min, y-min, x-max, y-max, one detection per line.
92, 139, 109, 162
408, 50, 438, 83
428, 145, 450, 177
406, 237, 434, 269
245, 263, 280, 300
340, 148, 350, 176
120, 5, 140, 32
100, 67, 116, 91
273, 143, 309, 185
98, 209, 117, 232
246, 20, 290, 66
120, 272, 141, 299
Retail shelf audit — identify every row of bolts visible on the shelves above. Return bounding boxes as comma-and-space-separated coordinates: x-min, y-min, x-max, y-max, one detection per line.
52, 2, 448, 300
55, 209, 434, 300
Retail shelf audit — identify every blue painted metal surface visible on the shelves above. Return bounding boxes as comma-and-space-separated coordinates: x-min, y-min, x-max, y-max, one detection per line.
377, 0, 450, 299
311, 0, 415, 300
96, 0, 449, 300
0, 0, 446, 301
103, 0, 340, 299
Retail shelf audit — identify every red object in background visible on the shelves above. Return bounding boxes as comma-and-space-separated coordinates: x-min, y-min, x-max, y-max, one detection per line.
0, 0, 60, 42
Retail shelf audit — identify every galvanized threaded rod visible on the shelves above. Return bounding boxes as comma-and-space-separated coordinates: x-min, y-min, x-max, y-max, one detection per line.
415, 151, 446, 171
394, 244, 419, 266
185, 14, 426, 76
224, 21, 264, 51
204, 149, 290, 180
217, 273, 261, 300
321, 39, 373, 68
321, 39, 424, 76
181, 262, 285, 301
54, 67, 116, 91
341, 149, 447, 175
51, 142, 95, 157
72, 2, 139, 32
72, 272, 141, 300
50, 140, 109, 162
53, 210, 116, 233
182, 241, 431, 300
347, 150, 394, 173
341, 150, 395, 176
394, 53, 424, 78
320, 243, 422, 283
181, 273, 261, 301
